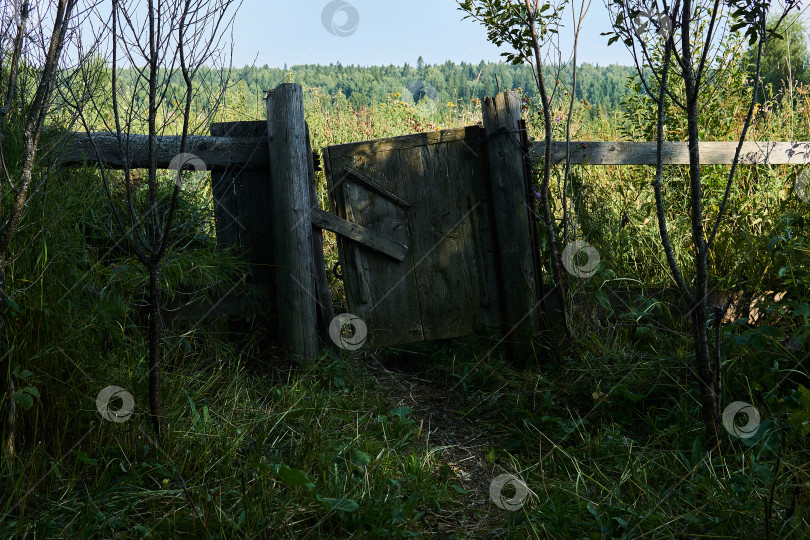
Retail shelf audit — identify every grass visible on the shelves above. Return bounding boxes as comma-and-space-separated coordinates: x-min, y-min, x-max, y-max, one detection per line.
1, 74, 809, 537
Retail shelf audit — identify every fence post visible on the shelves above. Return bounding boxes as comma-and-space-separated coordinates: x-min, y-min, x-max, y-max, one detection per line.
482, 90, 541, 361
266, 83, 319, 361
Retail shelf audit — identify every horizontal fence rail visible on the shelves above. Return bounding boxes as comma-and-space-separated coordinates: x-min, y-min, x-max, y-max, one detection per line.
62, 132, 810, 169
531, 141, 810, 165
62, 132, 269, 170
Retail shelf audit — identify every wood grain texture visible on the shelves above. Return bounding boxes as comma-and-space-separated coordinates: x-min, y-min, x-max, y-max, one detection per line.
327, 148, 423, 347
326, 127, 471, 158
531, 141, 810, 165
267, 84, 319, 361
324, 126, 500, 349
310, 208, 407, 261
305, 122, 335, 348
61, 131, 268, 170
482, 91, 540, 359
61, 131, 809, 169
209, 122, 277, 341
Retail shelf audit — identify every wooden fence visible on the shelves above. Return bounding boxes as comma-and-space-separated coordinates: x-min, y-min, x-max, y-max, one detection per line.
62, 83, 810, 362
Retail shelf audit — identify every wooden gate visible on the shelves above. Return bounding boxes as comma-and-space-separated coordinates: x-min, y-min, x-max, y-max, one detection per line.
323, 127, 502, 348
323, 92, 544, 352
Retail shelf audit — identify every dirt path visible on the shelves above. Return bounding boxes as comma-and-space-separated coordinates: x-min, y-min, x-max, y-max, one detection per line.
364, 357, 515, 537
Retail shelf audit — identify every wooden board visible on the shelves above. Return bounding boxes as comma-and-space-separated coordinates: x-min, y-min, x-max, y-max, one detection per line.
324, 126, 500, 348
210, 121, 275, 294
532, 141, 810, 165
61, 131, 269, 170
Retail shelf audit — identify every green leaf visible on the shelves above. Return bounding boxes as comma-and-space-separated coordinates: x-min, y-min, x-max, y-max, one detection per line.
351, 449, 371, 467
794, 304, 810, 317
4, 297, 22, 315
613, 516, 629, 529
389, 406, 412, 418
277, 465, 315, 491
17, 369, 33, 380
13, 392, 33, 409
788, 410, 810, 435
595, 289, 612, 311
319, 497, 359, 513
451, 484, 470, 495
24, 386, 39, 398
798, 385, 810, 409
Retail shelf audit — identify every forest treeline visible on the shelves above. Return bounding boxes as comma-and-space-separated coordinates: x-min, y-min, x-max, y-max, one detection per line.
114, 60, 640, 115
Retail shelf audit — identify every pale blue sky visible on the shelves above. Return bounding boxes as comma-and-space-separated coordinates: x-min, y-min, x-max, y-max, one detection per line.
230, 0, 636, 68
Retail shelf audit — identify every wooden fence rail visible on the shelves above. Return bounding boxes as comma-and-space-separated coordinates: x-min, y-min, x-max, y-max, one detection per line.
62, 132, 268, 170
62, 135, 810, 170
532, 141, 810, 165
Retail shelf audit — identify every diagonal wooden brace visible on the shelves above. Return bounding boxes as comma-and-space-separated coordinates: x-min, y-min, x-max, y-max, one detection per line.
311, 208, 407, 262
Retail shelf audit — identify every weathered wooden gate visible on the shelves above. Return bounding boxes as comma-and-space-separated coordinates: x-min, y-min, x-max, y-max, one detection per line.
322, 92, 544, 354
323, 128, 500, 348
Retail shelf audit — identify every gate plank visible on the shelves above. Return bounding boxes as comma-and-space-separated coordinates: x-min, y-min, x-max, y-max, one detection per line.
399, 141, 493, 342
326, 149, 424, 346
310, 208, 408, 261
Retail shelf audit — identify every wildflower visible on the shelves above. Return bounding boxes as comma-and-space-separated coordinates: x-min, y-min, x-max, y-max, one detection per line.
447, 102, 455, 108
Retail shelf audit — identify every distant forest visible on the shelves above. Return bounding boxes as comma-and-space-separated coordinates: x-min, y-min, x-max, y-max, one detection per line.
112, 60, 639, 116
228, 59, 638, 111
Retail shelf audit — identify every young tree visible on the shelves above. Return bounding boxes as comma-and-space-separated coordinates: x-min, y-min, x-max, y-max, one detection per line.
0, 0, 82, 457
605, 0, 801, 446
75, 0, 240, 435
458, 0, 572, 343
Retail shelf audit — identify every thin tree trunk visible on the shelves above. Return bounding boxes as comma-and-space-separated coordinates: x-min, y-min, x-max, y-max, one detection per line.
682, 0, 720, 446
0, 0, 76, 456
525, 0, 570, 343
148, 265, 163, 435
